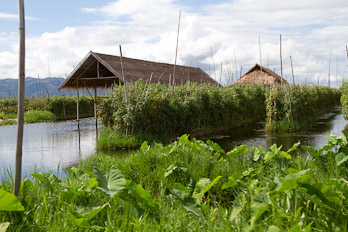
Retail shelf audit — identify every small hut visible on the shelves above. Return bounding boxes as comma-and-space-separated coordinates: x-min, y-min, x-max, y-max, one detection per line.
58, 51, 220, 90
58, 51, 219, 135
235, 64, 288, 85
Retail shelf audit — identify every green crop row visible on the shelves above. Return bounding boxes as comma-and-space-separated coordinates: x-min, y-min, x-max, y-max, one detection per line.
341, 81, 348, 119
265, 85, 341, 131
99, 81, 266, 141
2, 133, 348, 231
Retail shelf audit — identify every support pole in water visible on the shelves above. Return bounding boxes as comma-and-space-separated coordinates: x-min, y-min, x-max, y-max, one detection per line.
95, 62, 99, 139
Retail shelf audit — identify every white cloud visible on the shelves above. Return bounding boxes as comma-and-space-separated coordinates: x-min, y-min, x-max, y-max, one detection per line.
0, 12, 39, 20
1, 0, 348, 87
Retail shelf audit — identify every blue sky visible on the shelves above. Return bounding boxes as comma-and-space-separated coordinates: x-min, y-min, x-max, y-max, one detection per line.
1, 0, 348, 86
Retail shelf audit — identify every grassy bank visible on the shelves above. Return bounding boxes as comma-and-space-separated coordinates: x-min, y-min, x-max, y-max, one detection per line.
265, 85, 341, 132
1, 134, 348, 231
0, 95, 95, 125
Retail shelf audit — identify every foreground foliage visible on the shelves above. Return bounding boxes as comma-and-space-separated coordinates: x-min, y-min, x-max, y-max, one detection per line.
1, 133, 348, 231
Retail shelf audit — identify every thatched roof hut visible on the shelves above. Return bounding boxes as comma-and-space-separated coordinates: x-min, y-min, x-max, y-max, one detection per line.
235, 64, 288, 85
58, 51, 220, 90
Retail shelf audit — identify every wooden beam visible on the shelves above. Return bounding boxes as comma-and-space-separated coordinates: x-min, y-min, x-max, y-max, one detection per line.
76, 76, 119, 81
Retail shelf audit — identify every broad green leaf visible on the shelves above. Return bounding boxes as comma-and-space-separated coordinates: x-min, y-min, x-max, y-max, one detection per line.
264, 144, 282, 163
87, 178, 98, 189
335, 152, 348, 166
0, 189, 24, 211
192, 176, 221, 203
272, 169, 310, 192
250, 189, 271, 225
300, 183, 334, 210
288, 225, 301, 232
93, 166, 126, 198
127, 181, 156, 209
164, 164, 187, 177
250, 146, 263, 161
140, 141, 149, 152
0, 222, 10, 232
267, 225, 281, 232
227, 145, 249, 159
178, 134, 190, 145
206, 140, 226, 154
117, 197, 141, 218
169, 184, 203, 217
222, 172, 243, 190
75, 203, 108, 220
230, 193, 246, 222
287, 141, 301, 153
68, 213, 92, 229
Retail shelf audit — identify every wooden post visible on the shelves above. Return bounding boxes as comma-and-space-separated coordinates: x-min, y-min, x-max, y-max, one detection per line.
95, 61, 99, 138
280, 34, 283, 87
328, 48, 332, 87
259, 35, 263, 83
14, 0, 25, 196
119, 45, 129, 107
173, 10, 181, 85
290, 56, 295, 85
76, 79, 80, 130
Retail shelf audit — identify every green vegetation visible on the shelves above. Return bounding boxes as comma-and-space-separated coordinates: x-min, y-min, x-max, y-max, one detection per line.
99, 81, 266, 142
0, 95, 94, 124
266, 85, 341, 132
24, 110, 56, 123
97, 127, 159, 150
341, 80, 348, 119
1, 133, 348, 231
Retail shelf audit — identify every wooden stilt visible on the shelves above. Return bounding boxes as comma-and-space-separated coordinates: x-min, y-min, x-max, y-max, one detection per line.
95, 61, 99, 139
77, 79, 80, 130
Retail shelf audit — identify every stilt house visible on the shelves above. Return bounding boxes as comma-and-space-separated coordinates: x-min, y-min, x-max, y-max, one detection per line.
235, 64, 288, 85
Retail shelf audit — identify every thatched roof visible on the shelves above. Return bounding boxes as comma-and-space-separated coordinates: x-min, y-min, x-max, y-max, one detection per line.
234, 64, 288, 85
58, 51, 220, 90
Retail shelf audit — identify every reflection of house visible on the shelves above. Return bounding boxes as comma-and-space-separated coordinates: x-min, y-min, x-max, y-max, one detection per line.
58, 51, 220, 90
235, 64, 288, 85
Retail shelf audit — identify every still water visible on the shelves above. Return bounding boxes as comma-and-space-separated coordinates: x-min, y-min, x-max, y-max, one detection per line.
0, 118, 99, 179
0, 107, 346, 179
208, 107, 347, 152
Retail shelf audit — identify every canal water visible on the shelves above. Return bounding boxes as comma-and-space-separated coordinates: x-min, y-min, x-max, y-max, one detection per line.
0, 107, 346, 180
208, 106, 346, 152
0, 118, 100, 180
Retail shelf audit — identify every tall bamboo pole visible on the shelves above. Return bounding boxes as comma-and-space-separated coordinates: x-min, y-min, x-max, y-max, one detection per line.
14, 0, 25, 196
259, 35, 263, 83
328, 48, 332, 87
290, 56, 295, 85
95, 61, 99, 139
280, 34, 283, 87
76, 79, 80, 130
173, 10, 181, 84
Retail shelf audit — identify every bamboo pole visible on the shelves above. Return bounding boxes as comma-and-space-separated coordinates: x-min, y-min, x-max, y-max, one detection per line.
259, 35, 263, 83
219, 62, 222, 86
290, 56, 295, 85
47, 57, 52, 96
119, 45, 129, 107
76, 79, 80, 130
14, 0, 25, 196
210, 46, 216, 81
173, 10, 181, 85
328, 48, 332, 87
95, 61, 99, 139
280, 34, 283, 87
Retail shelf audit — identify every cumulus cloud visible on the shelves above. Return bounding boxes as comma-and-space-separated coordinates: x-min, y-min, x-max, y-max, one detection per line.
1, 0, 348, 87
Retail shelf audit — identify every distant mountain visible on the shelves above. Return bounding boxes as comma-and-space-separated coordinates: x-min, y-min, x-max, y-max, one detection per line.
0, 77, 106, 98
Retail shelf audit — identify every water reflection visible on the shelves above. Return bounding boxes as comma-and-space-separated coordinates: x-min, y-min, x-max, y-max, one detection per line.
0, 118, 100, 179
208, 107, 346, 152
